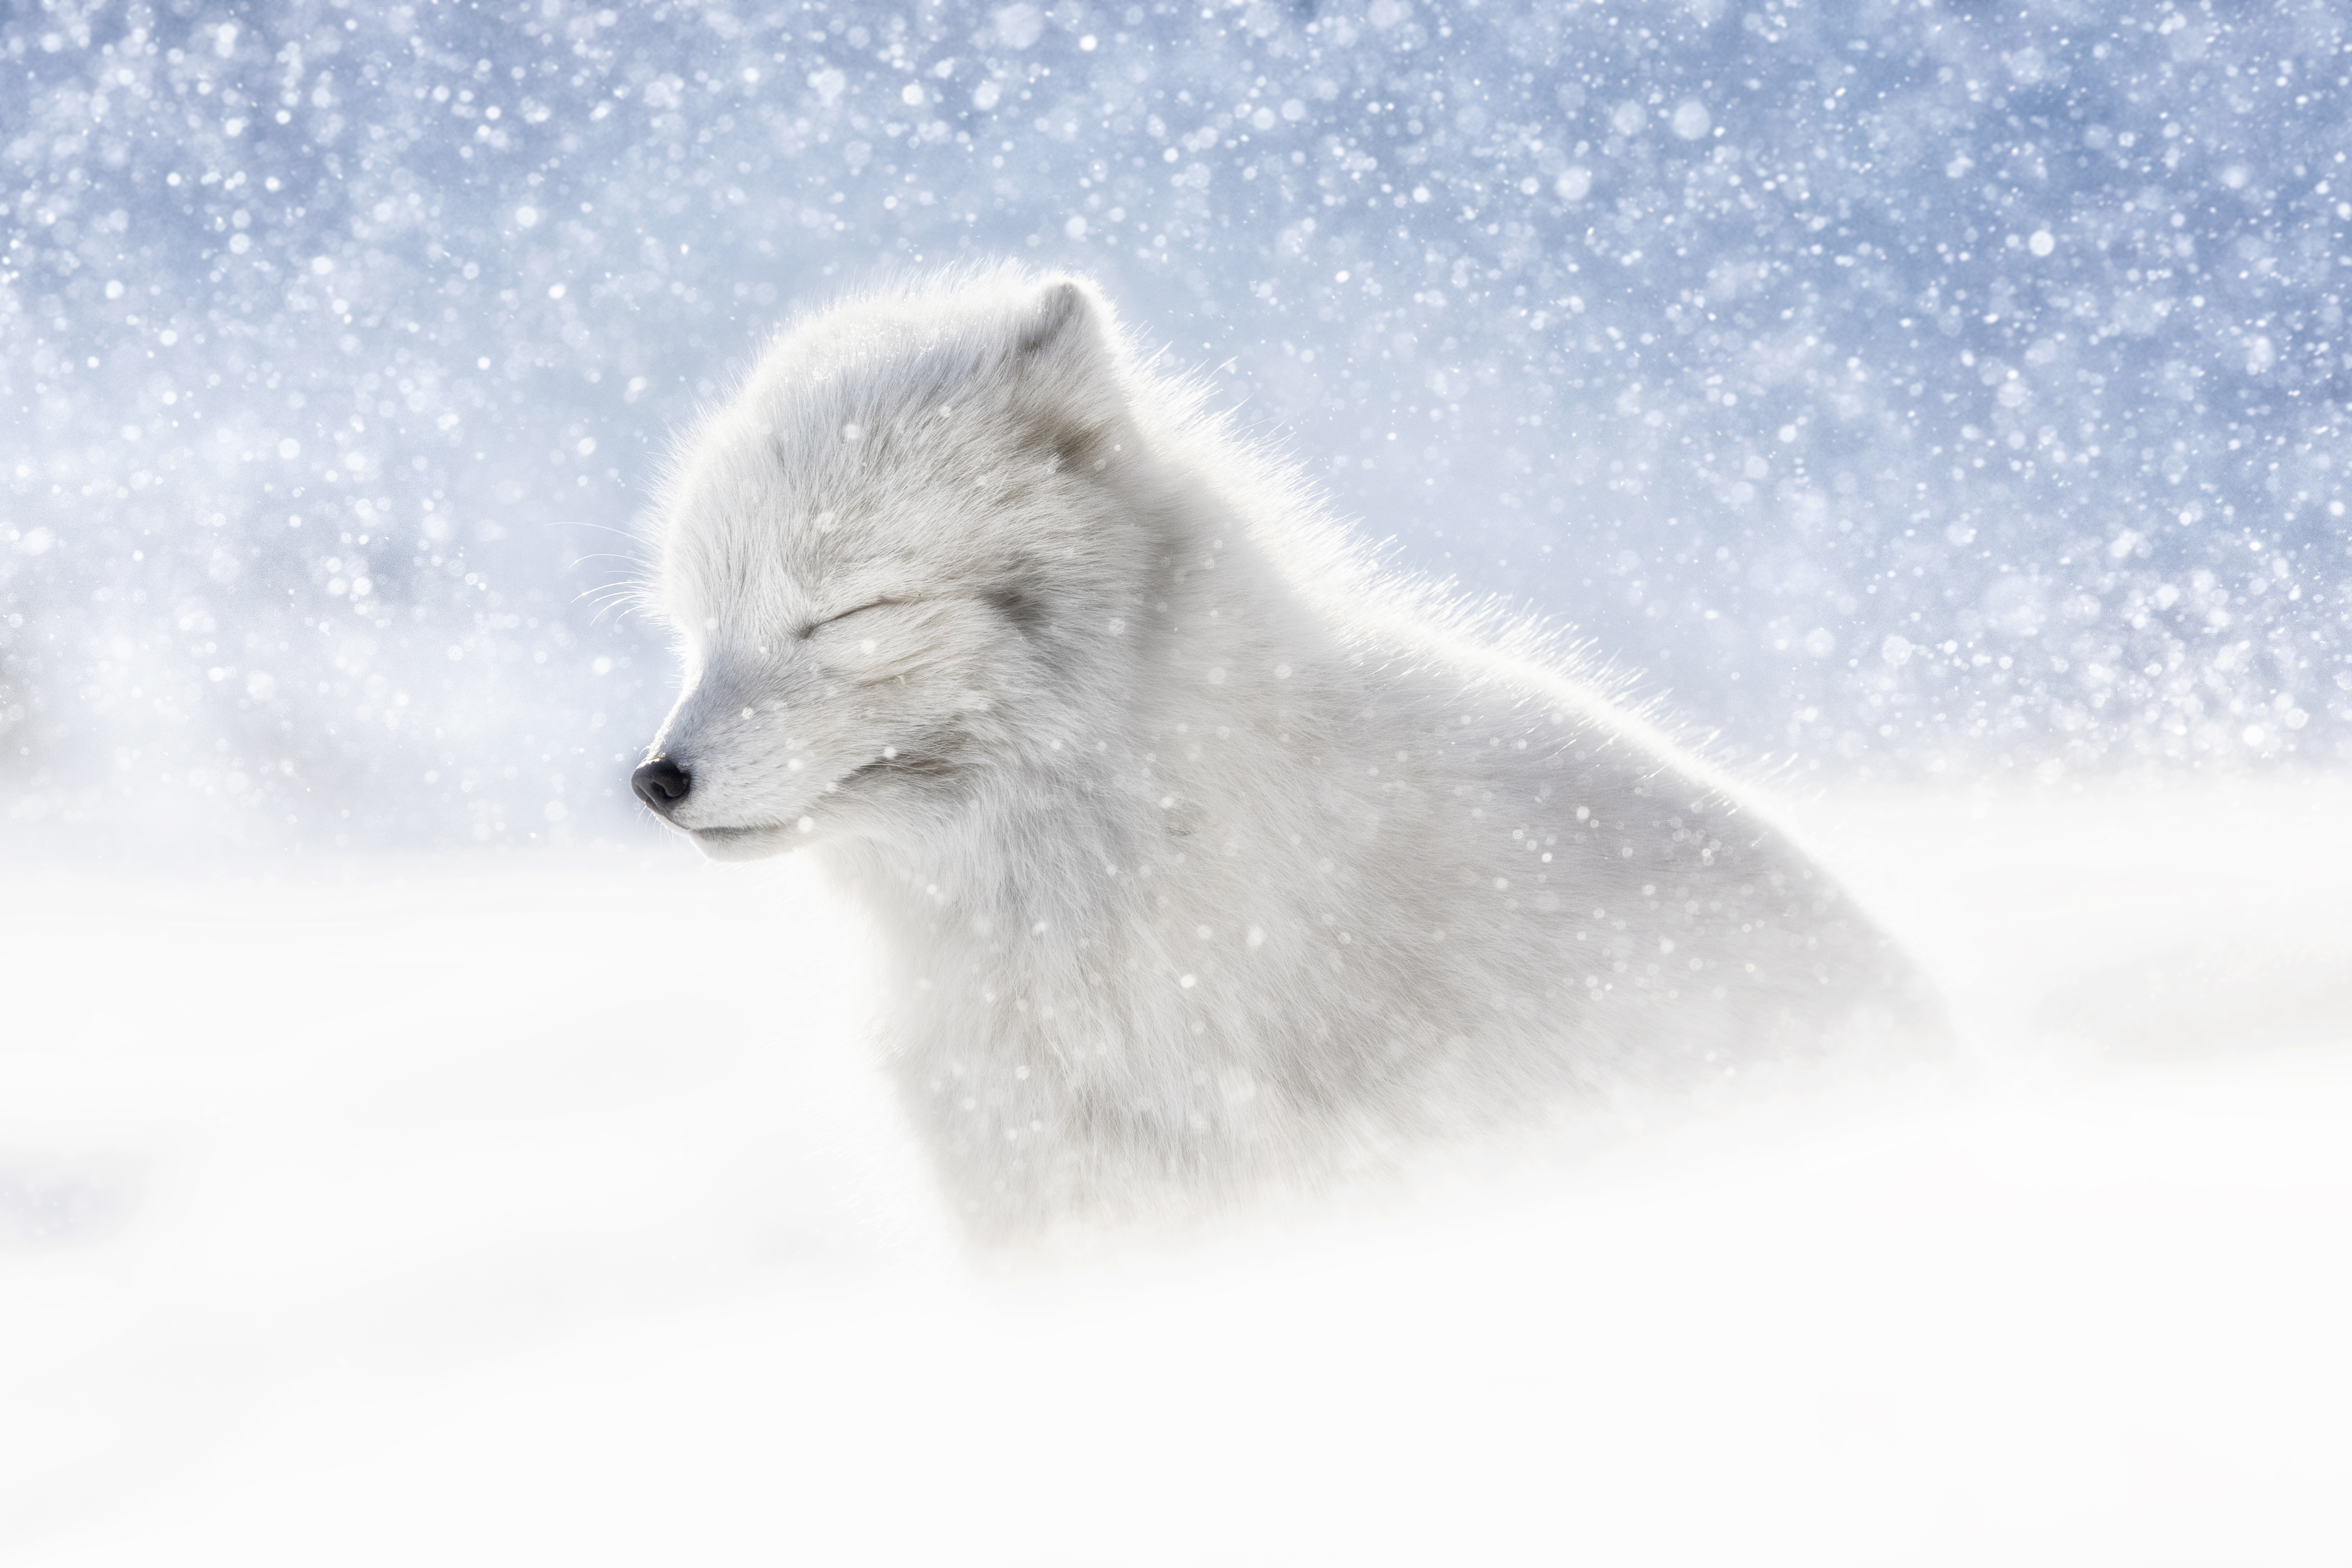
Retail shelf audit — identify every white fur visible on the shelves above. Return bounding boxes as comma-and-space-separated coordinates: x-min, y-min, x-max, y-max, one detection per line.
640, 266, 1938, 1241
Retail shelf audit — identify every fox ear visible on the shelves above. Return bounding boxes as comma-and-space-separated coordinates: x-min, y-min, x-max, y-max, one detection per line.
1006, 279, 1120, 471
1015, 277, 1099, 362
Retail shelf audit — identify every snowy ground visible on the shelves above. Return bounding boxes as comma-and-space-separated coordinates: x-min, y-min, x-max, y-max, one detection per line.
5, 777, 2350, 1566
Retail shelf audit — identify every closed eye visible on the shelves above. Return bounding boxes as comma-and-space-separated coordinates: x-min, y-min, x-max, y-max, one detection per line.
799, 599, 898, 639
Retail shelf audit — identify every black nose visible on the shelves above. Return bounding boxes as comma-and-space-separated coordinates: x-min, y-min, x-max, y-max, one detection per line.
632, 756, 692, 815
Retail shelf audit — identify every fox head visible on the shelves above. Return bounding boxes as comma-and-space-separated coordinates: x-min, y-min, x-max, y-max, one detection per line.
634, 269, 1176, 860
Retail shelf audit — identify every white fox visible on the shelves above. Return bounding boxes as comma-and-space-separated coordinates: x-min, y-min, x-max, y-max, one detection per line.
635, 266, 1937, 1240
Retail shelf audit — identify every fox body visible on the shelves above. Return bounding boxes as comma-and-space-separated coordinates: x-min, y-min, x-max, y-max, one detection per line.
637, 268, 1933, 1239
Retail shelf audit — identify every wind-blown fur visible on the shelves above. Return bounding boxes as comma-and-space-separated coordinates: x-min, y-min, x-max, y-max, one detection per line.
640, 266, 1937, 1241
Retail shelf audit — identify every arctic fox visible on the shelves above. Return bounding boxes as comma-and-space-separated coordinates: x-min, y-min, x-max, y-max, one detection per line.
634, 267, 1935, 1240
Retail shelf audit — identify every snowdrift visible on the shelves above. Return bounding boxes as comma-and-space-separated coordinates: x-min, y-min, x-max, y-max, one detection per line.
4, 776, 2348, 1565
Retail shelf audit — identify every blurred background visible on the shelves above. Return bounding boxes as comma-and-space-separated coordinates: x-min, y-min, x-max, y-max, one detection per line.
6, 3, 2351, 1563
5, 0, 2344, 856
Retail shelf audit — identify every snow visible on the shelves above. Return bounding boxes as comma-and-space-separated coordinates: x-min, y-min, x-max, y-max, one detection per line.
5, 0, 2350, 1556
6, 776, 2350, 1564
4, 0, 2348, 852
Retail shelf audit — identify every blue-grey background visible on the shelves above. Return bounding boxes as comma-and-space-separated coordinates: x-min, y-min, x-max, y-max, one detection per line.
3, 0, 2345, 850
